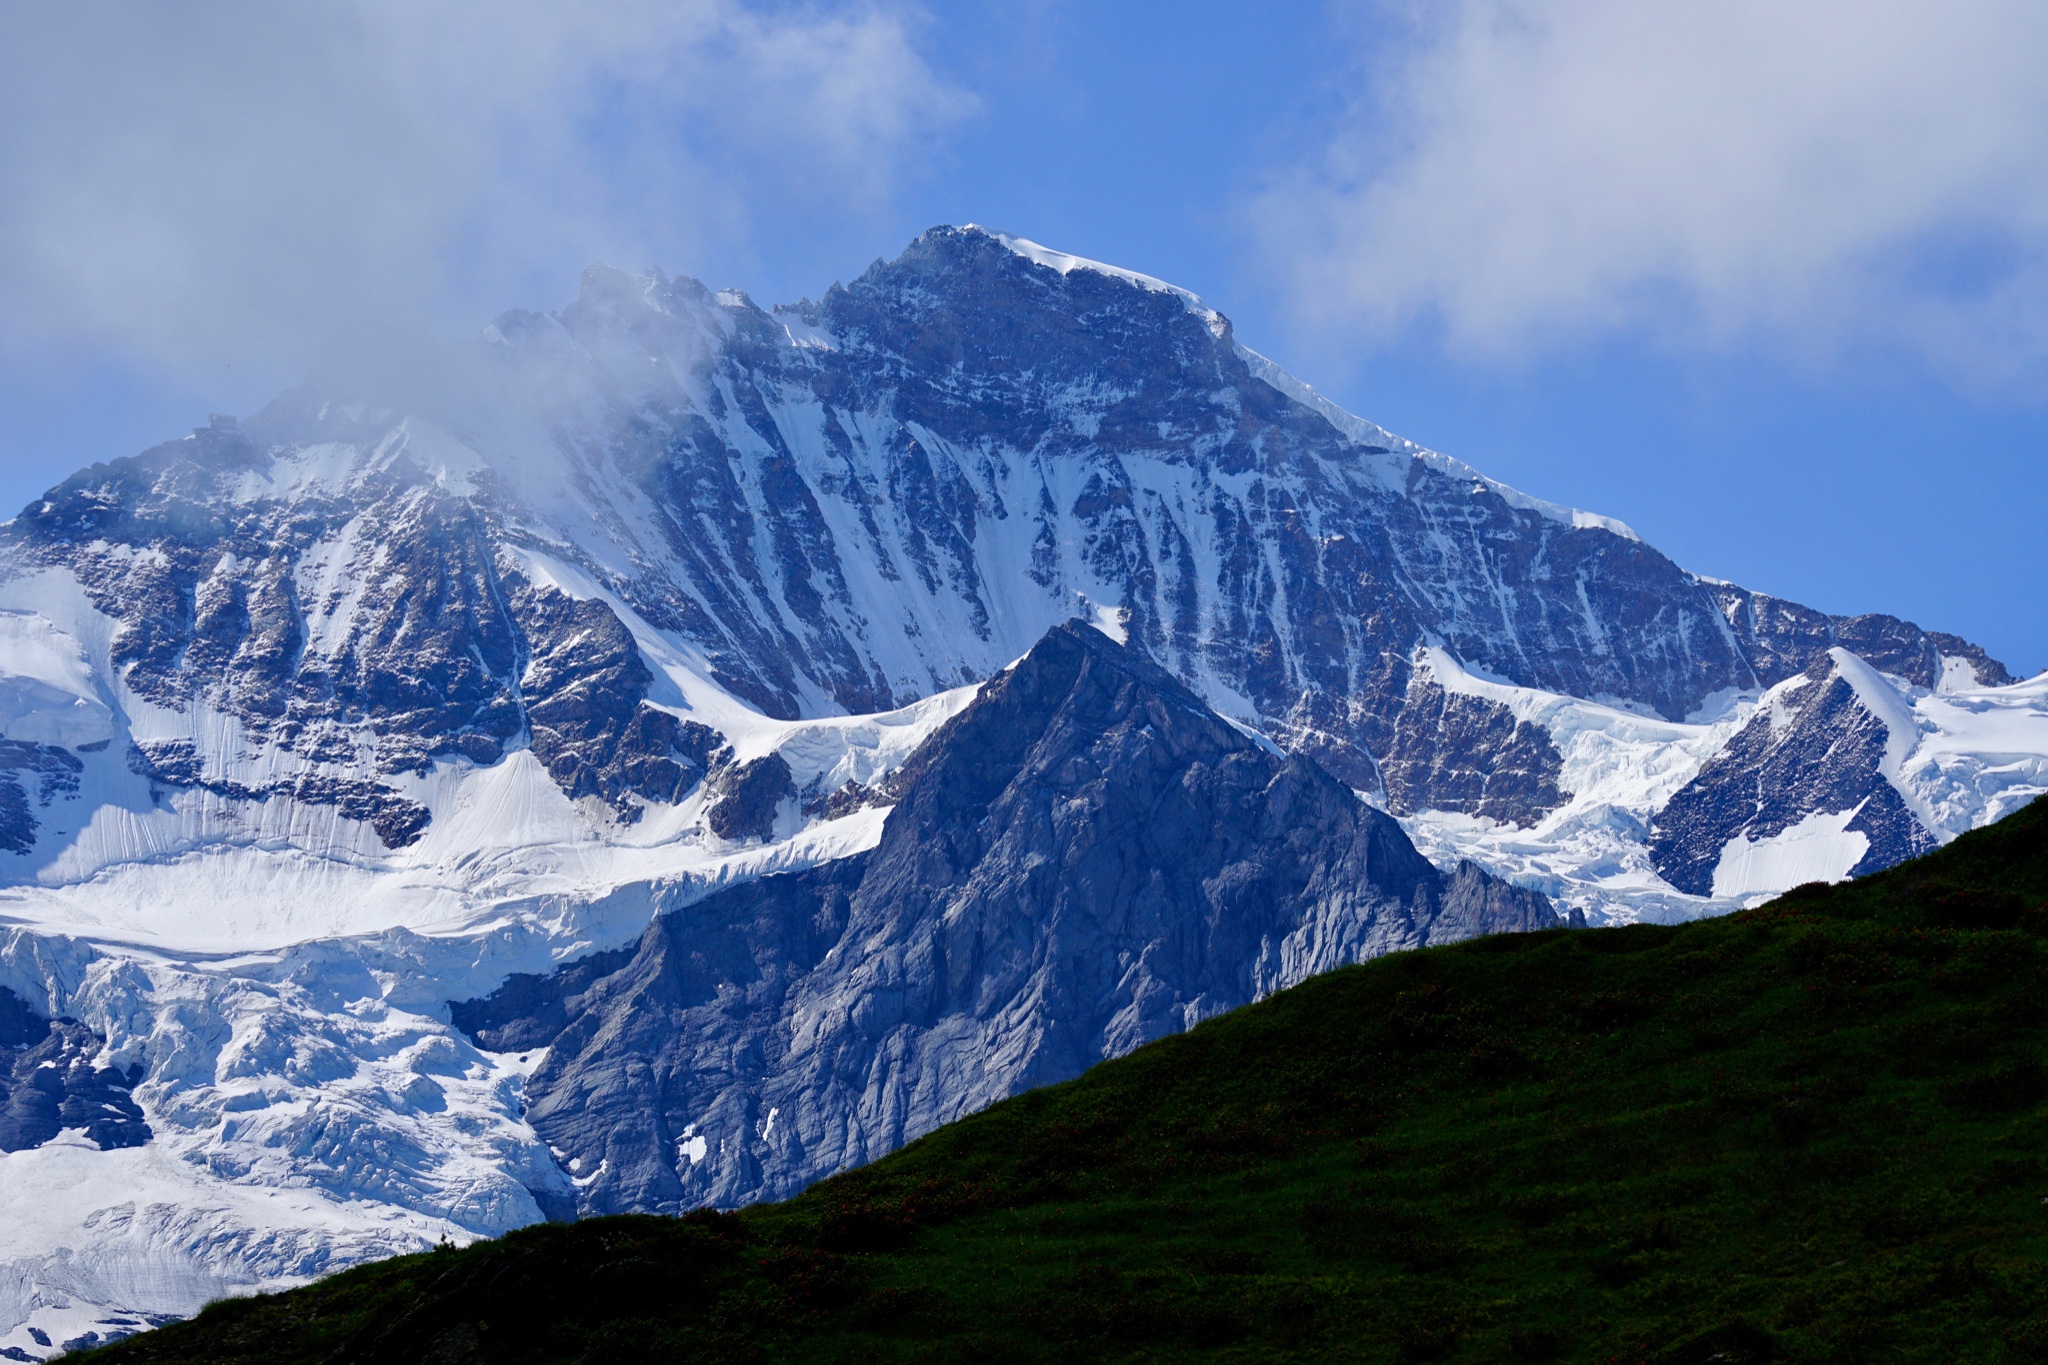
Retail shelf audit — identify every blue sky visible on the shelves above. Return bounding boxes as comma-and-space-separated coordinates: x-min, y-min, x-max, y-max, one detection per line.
1, 1, 2044, 673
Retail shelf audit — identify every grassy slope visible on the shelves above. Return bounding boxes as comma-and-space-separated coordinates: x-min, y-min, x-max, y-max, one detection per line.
94, 798, 2048, 1365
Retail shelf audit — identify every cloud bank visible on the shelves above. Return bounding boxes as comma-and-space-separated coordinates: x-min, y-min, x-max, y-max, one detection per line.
0, 1, 965, 383
1256, 1, 2048, 378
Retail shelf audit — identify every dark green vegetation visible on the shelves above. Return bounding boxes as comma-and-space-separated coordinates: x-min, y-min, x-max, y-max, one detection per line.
94, 799, 2048, 1364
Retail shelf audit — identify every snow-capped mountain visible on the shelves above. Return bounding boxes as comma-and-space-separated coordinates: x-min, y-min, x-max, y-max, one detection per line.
0, 224, 2041, 1353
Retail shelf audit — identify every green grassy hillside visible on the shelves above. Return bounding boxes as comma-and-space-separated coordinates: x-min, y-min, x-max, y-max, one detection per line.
94, 798, 2048, 1364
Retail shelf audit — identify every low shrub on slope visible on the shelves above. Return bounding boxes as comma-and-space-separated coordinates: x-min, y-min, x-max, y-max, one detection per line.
92, 798, 2048, 1364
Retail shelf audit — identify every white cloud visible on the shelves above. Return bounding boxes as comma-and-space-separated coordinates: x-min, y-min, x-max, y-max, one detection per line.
1255, 1, 2048, 377
0, 1, 967, 383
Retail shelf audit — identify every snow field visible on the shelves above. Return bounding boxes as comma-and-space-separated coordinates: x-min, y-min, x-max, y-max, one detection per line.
1395, 649, 2048, 923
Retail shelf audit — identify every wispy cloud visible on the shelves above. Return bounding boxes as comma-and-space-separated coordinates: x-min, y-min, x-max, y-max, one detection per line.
1253, 1, 2048, 380
0, 1, 968, 384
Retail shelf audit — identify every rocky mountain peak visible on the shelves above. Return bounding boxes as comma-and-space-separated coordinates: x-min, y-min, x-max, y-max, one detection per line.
483, 620, 1557, 1213
0, 228, 2040, 1347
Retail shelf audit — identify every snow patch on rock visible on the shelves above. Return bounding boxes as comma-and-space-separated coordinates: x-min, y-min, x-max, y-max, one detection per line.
1710, 806, 1872, 899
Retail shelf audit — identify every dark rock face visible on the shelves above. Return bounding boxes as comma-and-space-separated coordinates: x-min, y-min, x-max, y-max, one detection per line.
488, 624, 1556, 1213
508, 577, 722, 818
0, 780, 29, 857
0, 985, 44, 1048
1706, 587, 2013, 692
801, 779, 889, 821
1431, 859, 1574, 940
0, 986, 151, 1152
1649, 653, 1938, 896
127, 740, 433, 850
703, 753, 795, 843
520, 857, 867, 1213
7, 427, 530, 843
14, 423, 527, 763
0, 740, 82, 854
1, 427, 725, 840
447, 946, 638, 1053
1376, 673, 1566, 823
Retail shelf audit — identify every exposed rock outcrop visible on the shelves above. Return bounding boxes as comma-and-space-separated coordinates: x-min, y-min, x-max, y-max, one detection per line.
0, 985, 151, 1152
1650, 649, 1938, 896
470, 624, 1557, 1213
702, 753, 795, 843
